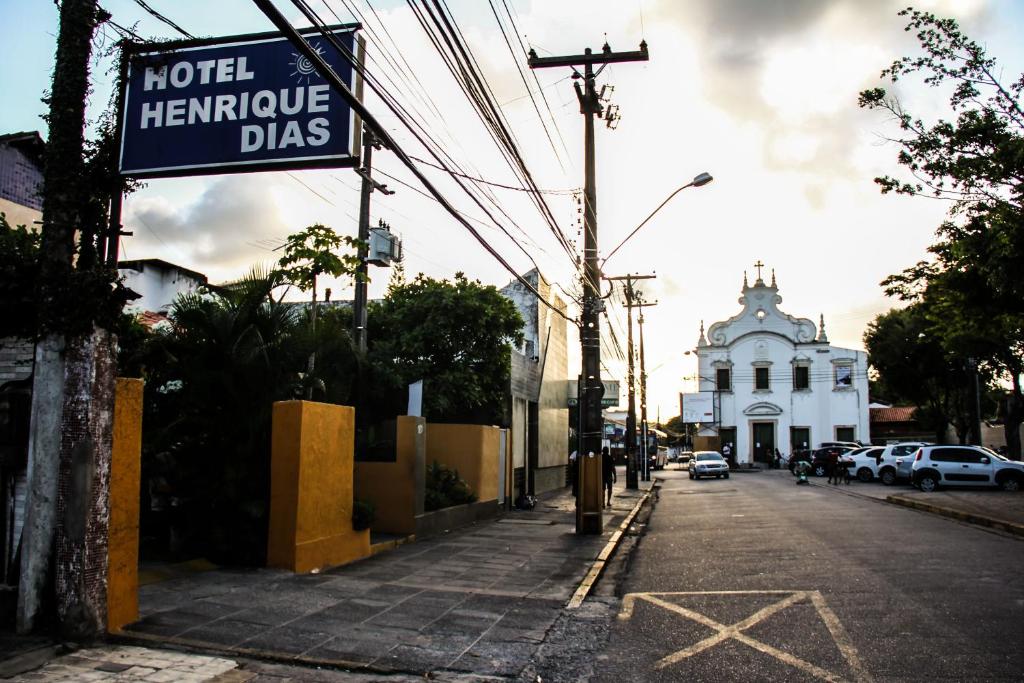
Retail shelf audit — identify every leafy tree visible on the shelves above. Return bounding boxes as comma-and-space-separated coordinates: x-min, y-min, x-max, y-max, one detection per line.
276, 223, 362, 398
864, 304, 994, 444
367, 272, 524, 424
0, 213, 41, 338
140, 267, 303, 564
859, 8, 1024, 456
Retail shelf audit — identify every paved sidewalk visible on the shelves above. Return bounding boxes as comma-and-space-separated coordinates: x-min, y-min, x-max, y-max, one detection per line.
108, 477, 648, 678
803, 471, 1024, 536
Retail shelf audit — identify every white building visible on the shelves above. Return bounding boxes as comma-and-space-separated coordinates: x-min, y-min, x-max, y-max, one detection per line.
118, 258, 208, 315
693, 268, 870, 465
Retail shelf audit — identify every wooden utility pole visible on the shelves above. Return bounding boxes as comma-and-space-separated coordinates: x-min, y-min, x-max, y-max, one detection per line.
352, 126, 393, 353
529, 41, 648, 534
605, 273, 654, 489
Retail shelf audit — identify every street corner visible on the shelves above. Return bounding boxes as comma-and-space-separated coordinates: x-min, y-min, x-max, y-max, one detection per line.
615, 590, 872, 682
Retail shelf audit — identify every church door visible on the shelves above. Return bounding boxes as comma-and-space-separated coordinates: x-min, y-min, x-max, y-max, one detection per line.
752, 422, 775, 464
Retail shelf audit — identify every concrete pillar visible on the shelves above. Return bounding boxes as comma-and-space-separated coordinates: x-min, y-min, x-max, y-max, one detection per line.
267, 401, 370, 573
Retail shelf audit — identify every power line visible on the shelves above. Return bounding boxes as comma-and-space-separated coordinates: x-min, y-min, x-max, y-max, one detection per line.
258, 0, 577, 325
129, 0, 194, 38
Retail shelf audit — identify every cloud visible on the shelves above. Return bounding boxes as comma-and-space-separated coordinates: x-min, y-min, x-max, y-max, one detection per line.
125, 175, 289, 277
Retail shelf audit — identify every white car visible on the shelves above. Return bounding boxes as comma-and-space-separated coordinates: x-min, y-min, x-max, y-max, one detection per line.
910, 445, 1024, 492
876, 442, 930, 485
844, 446, 885, 482
688, 451, 729, 480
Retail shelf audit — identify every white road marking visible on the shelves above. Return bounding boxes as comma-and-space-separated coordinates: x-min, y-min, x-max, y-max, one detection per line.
618, 590, 874, 683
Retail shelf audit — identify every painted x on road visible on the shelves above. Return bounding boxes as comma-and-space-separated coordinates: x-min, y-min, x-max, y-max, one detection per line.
618, 590, 873, 683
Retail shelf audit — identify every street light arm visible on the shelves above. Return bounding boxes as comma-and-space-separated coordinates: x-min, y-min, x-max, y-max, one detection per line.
600, 172, 712, 270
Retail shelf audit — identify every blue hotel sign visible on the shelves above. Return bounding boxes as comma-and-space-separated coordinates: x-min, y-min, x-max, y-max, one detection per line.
119, 26, 359, 178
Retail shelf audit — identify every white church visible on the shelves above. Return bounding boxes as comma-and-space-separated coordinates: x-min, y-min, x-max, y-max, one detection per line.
691, 265, 870, 465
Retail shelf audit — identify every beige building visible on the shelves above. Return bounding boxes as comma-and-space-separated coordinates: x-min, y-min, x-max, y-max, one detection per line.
501, 269, 570, 500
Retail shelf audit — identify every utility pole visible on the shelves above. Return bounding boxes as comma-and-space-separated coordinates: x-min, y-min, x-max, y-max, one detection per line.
352, 125, 393, 353
637, 298, 657, 481
530, 40, 648, 534
605, 273, 654, 489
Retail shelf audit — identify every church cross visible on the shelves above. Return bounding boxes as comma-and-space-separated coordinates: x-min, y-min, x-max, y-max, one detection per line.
754, 260, 764, 280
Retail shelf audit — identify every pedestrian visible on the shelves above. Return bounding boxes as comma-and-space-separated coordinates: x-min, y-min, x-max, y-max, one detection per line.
827, 449, 840, 485
722, 442, 732, 465
569, 449, 578, 497
773, 448, 782, 470
602, 446, 616, 506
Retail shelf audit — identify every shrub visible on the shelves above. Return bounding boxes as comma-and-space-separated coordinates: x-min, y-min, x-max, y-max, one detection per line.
352, 499, 376, 531
424, 461, 477, 511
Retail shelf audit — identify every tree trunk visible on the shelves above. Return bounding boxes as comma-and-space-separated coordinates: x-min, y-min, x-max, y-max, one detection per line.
18, 0, 101, 635
1005, 374, 1023, 460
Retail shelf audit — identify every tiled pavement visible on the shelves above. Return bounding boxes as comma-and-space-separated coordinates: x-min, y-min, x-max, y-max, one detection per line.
5, 645, 244, 682
115, 480, 649, 678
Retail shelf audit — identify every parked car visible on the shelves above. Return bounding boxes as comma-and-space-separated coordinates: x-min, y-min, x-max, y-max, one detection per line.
807, 446, 856, 477
911, 445, 1024, 492
689, 451, 729, 480
677, 451, 693, 467
818, 441, 861, 450
845, 446, 885, 482
876, 442, 929, 485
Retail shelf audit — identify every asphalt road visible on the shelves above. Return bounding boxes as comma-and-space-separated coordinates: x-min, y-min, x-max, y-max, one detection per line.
596, 468, 1024, 682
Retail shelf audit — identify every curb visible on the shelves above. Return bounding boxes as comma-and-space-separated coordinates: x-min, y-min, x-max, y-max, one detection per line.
566, 486, 653, 609
885, 495, 1024, 539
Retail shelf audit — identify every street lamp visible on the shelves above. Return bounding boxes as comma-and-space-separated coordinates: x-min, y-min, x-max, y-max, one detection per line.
601, 172, 713, 269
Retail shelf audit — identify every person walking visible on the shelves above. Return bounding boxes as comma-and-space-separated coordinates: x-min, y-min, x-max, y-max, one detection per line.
602, 446, 616, 507
827, 449, 840, 485
569, 449, 579, 497
773, 448, 782, 470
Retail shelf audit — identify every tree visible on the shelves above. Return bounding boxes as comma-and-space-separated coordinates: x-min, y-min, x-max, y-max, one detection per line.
864, 304, 994, 444
367, 272, 524, 424
276, 223, 361, 398
0, 213, 41, 338
859, 8, 1024, 456
140, 267, 303, 564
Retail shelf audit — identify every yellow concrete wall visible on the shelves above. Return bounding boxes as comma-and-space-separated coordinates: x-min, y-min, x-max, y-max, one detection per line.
267, 401, 370, 573
354, 416, 425, 535
425, 423, 500, 503
107, 378, 143, 633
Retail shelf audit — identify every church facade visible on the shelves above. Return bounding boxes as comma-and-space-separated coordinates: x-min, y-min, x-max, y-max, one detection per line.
693, 268, 870, 465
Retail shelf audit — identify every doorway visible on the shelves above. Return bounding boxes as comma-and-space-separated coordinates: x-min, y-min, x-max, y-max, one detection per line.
751, 422, 775, 464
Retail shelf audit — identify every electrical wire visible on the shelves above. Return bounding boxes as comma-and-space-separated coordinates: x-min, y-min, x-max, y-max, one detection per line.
263, 0, 577, 324
129, 0, 194, 38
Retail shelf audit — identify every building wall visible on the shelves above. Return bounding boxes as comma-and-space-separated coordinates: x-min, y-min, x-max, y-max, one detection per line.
501, 269, 569, 496
0, 135, 43, 223
426, 423, 500, 503
0, 197, 40, 231
0, 337, 34, 384
119, 262, 206, 313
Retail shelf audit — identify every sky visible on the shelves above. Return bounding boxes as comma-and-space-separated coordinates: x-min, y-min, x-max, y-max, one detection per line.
2, 0, 1023, 421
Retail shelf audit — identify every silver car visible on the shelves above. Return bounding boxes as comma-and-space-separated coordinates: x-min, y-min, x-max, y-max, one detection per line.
877, 442, 929, 485
689, 451, 730, 480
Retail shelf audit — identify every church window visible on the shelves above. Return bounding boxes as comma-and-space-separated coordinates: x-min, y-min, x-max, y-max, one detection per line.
836, 426, 856, 442
716, 368, 731, 391
834, 364, 853, 388
755, 367, 770, 390
793, 365, 809, 390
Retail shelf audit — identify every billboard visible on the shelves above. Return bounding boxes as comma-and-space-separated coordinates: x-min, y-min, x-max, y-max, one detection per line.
681, 391, 716, 423
119, 26, 359, 178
